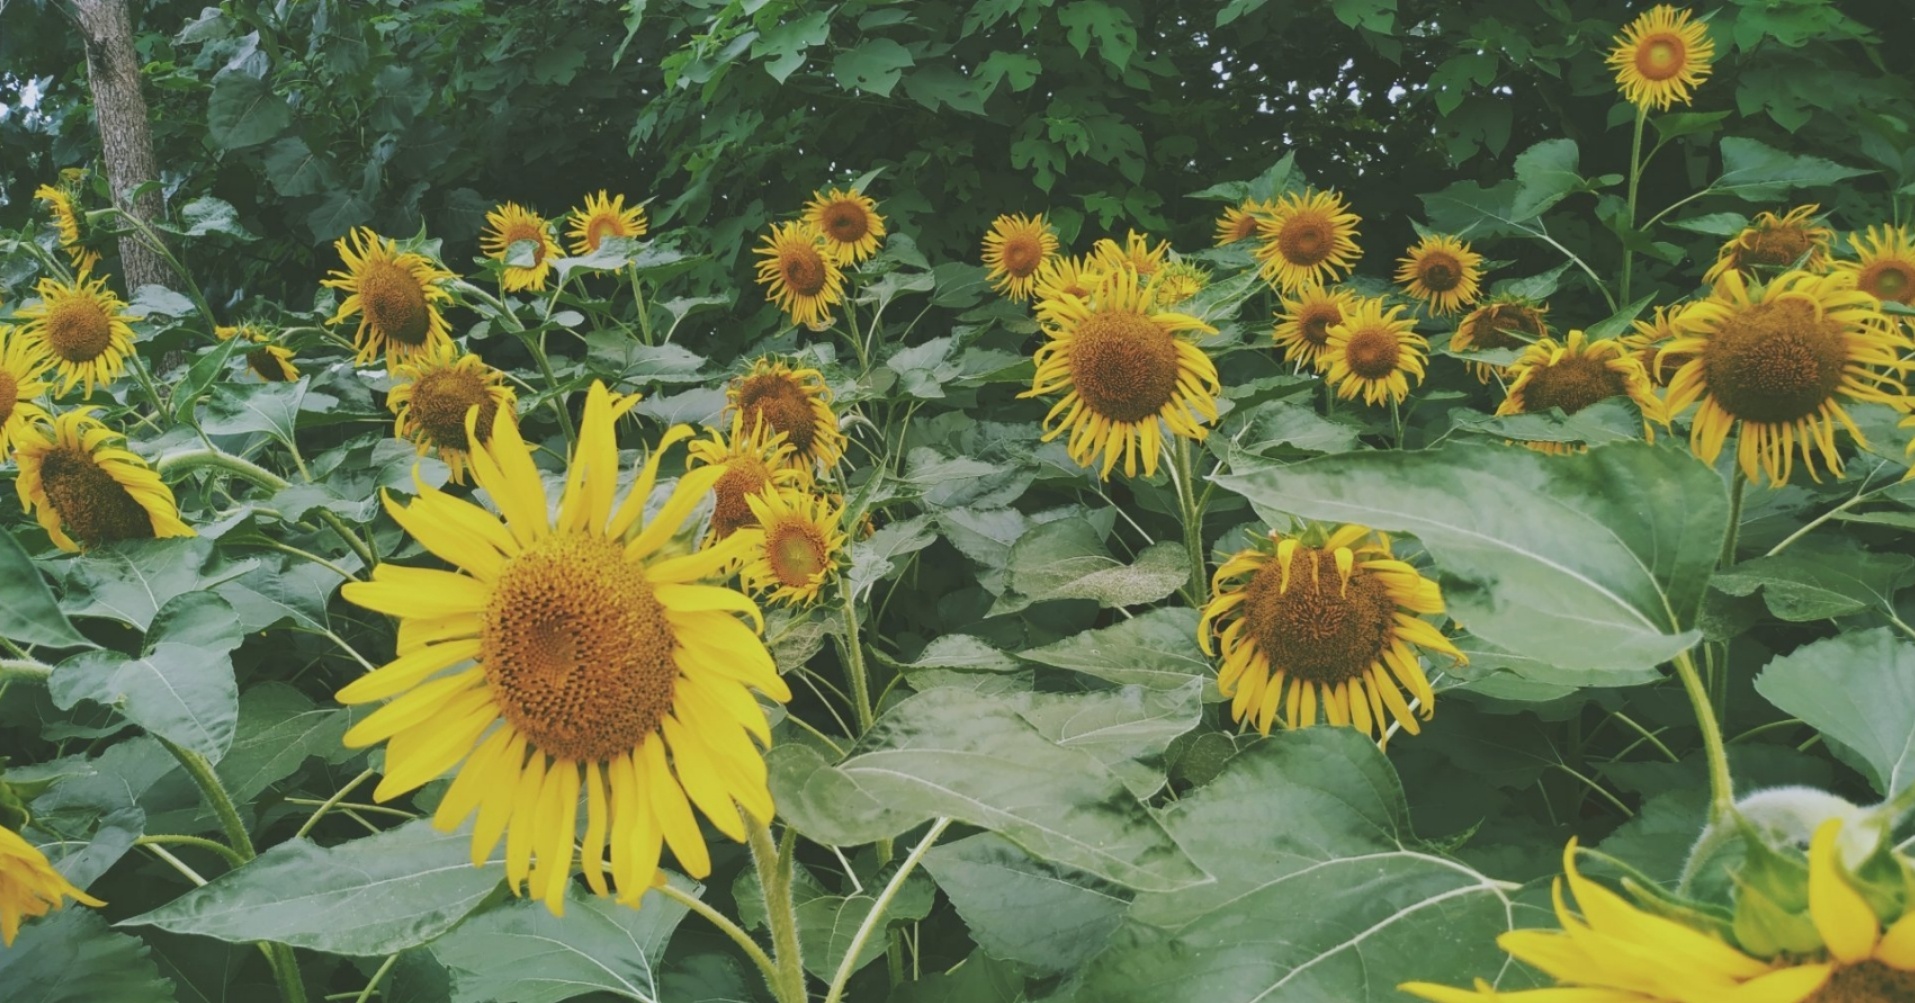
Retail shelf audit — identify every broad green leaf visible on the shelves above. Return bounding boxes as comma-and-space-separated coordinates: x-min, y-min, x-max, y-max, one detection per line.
1510, 138, 1582, 220
1011, 681, 1203, 798
1652, 110, 1732, 141
1447, 397, 1647, 449
62, 538, 259, 630
753, 10, 832, 82
261, 136, 335, 197
1018, 607, 1211, 690
584, 335, 710, 385
200, 378, 332, 444
430, 881, 692, 1003
215, 557, 346, 633
1667, 212, 1751, 237
0, 528, 89, 647
923, 832, 1132, 975
215, 683, 356, 805
1714, 137, 1871, 201
1220, 398, 1363, 458
1058, 1, 1138, 70
206, 74, 291, 149
1710, 536, 1914, 623
0, 909, 175, 1003
886, 335, 961, 398
51, 592, 245, 762
846, 514, 938, 599
1754, 628, 1915, 795
794, 867, 936, 979
1006, 520, 1190, 609
766, 742, 923, 847
175, 196, 253, 239
833, 38, 914, 96
898, 635, 1022, 673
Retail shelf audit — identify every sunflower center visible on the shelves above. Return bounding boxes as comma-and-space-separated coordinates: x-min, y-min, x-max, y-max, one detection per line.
737, 375, 820, 456
44, 298, 113, 362
481, 534, 679, 763
246, 347, 292, 382
1470, 304, 1546, 349
711, 459, 771, 539
1859, 261, 1914, 305
1278, 215, 1333, 266
1298, 303, 1343, 347
1416, 252, 1464, 292
585, 217, 620, 253
1067, 309, 1182, 424
1743, 227, 1816, 269
39, 446, 153, 547
822, 202, 870, 244
1700, 298, 1849, 424
779, 243, 828, 297
411, 368, 498, 451
0, 371, 17, 424
1242, 547, 1395, 685
1230, 213, 1258, 242
358, 261, 432, 346
1344, 328, 1402, 380
1636, 36, 1686, 80
1520, 357, 1628, 415
766, 522, 828, 588
1804, 961, 1915, 1003
1002, 234, 1045, 276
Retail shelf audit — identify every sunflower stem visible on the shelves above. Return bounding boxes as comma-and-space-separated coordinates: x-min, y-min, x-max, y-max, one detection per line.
128, 351, 170, 416
1673, 650, 1737, 823
748, 821, 808, 1003
839, 598, 877, 736
523, 329, 578, 447
655, 882, 782, 993
133, 833, 247, 869
1720, 465, 1747, 567
822, 818, 952, 1003
1174, 437, 1209, 608
293, 769, 375, 840
0, 659, 55, 685
628, 268, 656, 346
1619, 105, 1649, 306
159, 448, 376, 570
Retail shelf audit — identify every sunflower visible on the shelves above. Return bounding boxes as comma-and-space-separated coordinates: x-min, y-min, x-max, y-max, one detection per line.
1396, 234, 1485, 316
1607, 4, 1715, 111
724, 359, 845, 474
215, 325, 298, 383
1199, 523, 1462, 740
337, 382, 788, 914
1788, 818, 1915, 1002
1153, 261, 1210, 309
1253, 189, 1362, 293
1, 826, 103, 947
1621, 303, 1694, 384
754, 222, 845, 330
1271, 286, 1353, 371
323, 227, 458, 366
1032, 255, 1106, 315
1705, 205, 1836, 284
387, 345, 519, 485
803, 187, 886, 264
1322, 296, 1429, 406
0, 326, 53, 457
739, 489, 847, 606
685, 412, 808, 541
33, 183, 99, 274
981, 213, 1059, 302
1214, 199, 1271, 247
13, 273, 138, 397
480, 203, 561, 294
1091, 231, 1170, 279
1022, 265, 1220, 479
1661, 269, 1908, 486
1452, 297, 1551, 382
567, 191, 649, 256
13, 408, 194, 552
1497, 330, 1669, 453
1838, 224, 1915, 308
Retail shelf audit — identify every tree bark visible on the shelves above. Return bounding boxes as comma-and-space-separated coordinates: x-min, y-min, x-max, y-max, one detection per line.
71, 0, 169, 291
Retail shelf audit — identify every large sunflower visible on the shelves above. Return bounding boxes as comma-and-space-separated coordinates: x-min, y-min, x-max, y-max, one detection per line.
1271, 286, 1353, 371
804, 188, 886, 264
981, 213, 1059, 302
0, 326, 53, 457
480, 203, 561, 294
1, 826, 103, 946
13, 273, 138, 396
1091, 231, 1170, 279
1253, 189, 1362, 293
338, 382, 788, 913
215, 324, 298, 383
1396, 234, 1485, 316
740, 489, 847, 607
1661, 270, 1907, 485
1322, 296, 1429, 406
387, 345, 518, 485
1022, 264, 1220, 480
1199, 523, 1462, 740
1497, 330, 1669, 452
32, 183, 99, 274
323, 227, 458, 366
686, 412, 808, 541
567, 191, 648, 256
754, 222, 845, 330
14, 408, 193, 552
1705, 205, 1836, 284
724, 359, 845, 474
1452, 297, 1551, 382
1607, 4, 1715, 111
1214, 199, 1271, 247
1838, 224, 1915, 308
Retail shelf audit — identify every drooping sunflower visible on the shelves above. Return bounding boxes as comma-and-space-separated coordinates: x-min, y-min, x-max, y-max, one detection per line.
1621, 302, 1694, 384
480, 203, 561, 294
1497, 330, 1669, 452
1199, 523, 1463, 740
685, 412, 808, 541
13, 408, 194, 552
1214, 199, 1271, 247
323, 227, 458, 366
13, 272, 138, 397
1022, 264, 1221, 479
567, 191, 648, 256
215, 324, 298, 383
1705, 205, 1836, 284
33, 183, 99, 274
1396, 234, 1485, 316
1321, 296, 1429, 406
1607, 4, 1715, 111
804, 187, 886, 264
980, 213, 1059, 302
1253, 189, 1362, 293
338, 382, 789, 914
753, 222, 845, 330
0, 326, 54, 457
1, 826, 103, 947
1271, 286, 1353, 371
1152, 261, 1210, 308
1091, 230, 1171, 279
724, 359, 845, 474
387, 345, 519, 485
1451, 297, 1551, 382
740, 489, 847, 606
1661, 269, 1908, 486
1838, 224, 1915, 308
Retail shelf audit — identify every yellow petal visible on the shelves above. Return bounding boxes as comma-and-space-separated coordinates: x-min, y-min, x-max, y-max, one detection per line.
336, 638, 481, 705
1809, 818, 1881, 964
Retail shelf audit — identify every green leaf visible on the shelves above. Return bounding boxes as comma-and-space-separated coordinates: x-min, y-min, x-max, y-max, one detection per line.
62, 538, 259, 630
51, 592, 245, 762
261, 136, 335, 197
1011, 681, 1203, 798
0, 909, 175, 1003
833, 38, 914, 96
794, 867, 936, 979
847, 514, 938, 599
1221, 398, 1363, 457
1005, 520, 1189, 609
976, 51, 1041, 93
1714, 137, 1871, 201
897, 635, 1023, 674
1754, 628, 1915, 796
215, 683, 356, 805
0, 528, 90, 647
924, 832, 1132, 975
766, 742, 925, 847
200, 378, 330, 445
175, 196, 253, 239
430, 880, 692, 1003
1651, 110, 1732, 142
1667, 212, 1750, 237
1018, 607, 1211, 690
1510, 138, 1582, 220
1058, 1, 1138, 70
1447, 397, 1647, 449
886, 336, 962, 399
206, 74, 291, 149
1711, 536, 1915, 623
753, 10, 832, 83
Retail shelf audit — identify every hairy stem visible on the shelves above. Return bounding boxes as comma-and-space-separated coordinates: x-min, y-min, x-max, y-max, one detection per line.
1673, 650, 1736, 822
748, 821, 808, 1003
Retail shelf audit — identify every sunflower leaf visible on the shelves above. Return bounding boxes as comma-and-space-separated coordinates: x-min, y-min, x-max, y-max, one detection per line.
0, 528, 90, 648
924, 832, 1134, 975
0, 909, 176, 1003
428, 881, 692, 1003
1754, 628, 1915, 796
1018, 607, 1211, 690
50, 592, 245, 762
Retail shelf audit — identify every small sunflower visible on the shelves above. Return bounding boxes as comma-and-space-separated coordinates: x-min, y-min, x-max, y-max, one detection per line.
1091, 231, 1171, 279
323, 227, 458, 366
0, 326, 53, 457
1395, 234, 1485, 316
338, 382, 789, 914
1838, 224, 1915, 308
981, 213, 1059, 302
32, 183, 99, 274
14, 408, 194, 552
480, 203, 561, 294
740, 489, 847, 606
215, 324, 298, 383
1271, 286, 1353, 371
567, 191, 649, 256
1497, 330, 1669, 452
13, 272, 138, 397
1253, 189, 1362, 293
1705, 205, 1836, 285
1199, 524, 1462, 740
1032, 255, 1106, 317
1152, 261, 1210, 308
1452, 297, 1551, 382
803, 188, 886, 264
388, 345, 519, 485
1662, 270, 1908, 485
1, 826, 103, 947
1621, 303, 1694, 384
724, 359, 845, 474
1022, 265, 1220, 480
1322, 296, 1429, 406
1214, 199, 1271, 247
686, 412, 808, 541
1606, 4, 1715, 111
754, 222, 845, 330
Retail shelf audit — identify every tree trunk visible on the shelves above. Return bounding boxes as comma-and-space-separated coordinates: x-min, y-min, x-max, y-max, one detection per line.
71, 0, 169, 291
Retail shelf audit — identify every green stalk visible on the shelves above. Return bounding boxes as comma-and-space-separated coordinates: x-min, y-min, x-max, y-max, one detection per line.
1672, 650, 1736, 823
1720, 465, 1747, 568
1619, 105, 1649, 306
656, 882, 781, 993
839, 599, 876, 735
822, 819, 953, 1003
0, 659, 54, 685
159, 448, 375, 570
1174, 438, 1209, 608
748, 821, 807, 1003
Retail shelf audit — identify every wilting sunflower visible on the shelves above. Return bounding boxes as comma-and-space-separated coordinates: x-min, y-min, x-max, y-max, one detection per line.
1200, 524, 1462, 740
1322, 296, 1429, 406
1451, 297, 1551, 382
1705, 205, 1836, 284
1, 826, 103, 947
338, 382, 788, 914
685, 413, 807, 541
754, 222, 845, 330
1153, 261, 1210, 309
215, 324, 298, 383
725, 358, 845, 474
323, 227, 458, 366
804, 187, 886, 264
1607, 4, 1715, 111
1497, 330, 1669, 452
1396, 234, 1485, 316
980, 213, 1058, 302
13, 272, 137, 397
14, 408, 193, 552
32, 183, 99, 274
480, 203, 561, 294
1839, 224, 1915, 308
1621, 303, 1694, 384
1253, 189, 1362, 293
1022, 265, 1220, 479
740, 489, 847, 606
1661, 269, 1908, 485
1032, 254, 1106, 314
1091, 231, 1170, 279
0, 327, 53, 457
388, 345, 518, 485
567, 191, 648, 256
1271, 286, 1353, 371
1214, 199, 1271, 247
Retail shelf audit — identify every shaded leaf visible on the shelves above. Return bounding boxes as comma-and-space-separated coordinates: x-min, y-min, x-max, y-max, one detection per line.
1019, 607, 1211, 690
1754, 628, 1915, 795
430, 880, 692, 1003
924, 832, 1132, 975
0, 908, 175, 1003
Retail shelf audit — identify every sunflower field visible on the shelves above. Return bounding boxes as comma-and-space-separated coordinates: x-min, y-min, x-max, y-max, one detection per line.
3, 1, 1915, 1001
